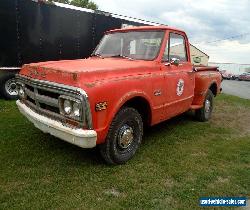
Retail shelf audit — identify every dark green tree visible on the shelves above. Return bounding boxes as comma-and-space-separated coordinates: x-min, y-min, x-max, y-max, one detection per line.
71, 0, 98, 10
47, 0, 98, 10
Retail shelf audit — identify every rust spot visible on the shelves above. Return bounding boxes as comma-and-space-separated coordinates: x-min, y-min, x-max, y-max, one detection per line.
65, 118, 80, 127
85, 83, 96, 88
72, 73, 78, 81
27, 67, 46, 79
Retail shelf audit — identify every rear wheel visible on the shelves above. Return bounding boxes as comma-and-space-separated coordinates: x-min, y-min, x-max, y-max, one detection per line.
0, 73, 18, 100
99, 107, 143, 165
195, 89, 214, 122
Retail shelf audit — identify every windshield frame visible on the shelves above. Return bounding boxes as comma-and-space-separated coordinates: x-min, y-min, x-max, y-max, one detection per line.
92, 30, 166, 61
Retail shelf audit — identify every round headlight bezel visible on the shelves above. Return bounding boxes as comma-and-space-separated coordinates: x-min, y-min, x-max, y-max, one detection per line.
63, 99, 72, 115
59, 96, 82, 121
73, 102, 80, 117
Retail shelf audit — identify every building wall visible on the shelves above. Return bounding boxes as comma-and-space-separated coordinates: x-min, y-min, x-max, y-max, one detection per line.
190, 45, 209, 66
208, 62, 250, 74
170, 44, 209, 66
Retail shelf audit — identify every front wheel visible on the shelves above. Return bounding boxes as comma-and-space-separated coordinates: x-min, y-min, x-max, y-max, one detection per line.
195, 89, 214, 122
99, 107, 143, 165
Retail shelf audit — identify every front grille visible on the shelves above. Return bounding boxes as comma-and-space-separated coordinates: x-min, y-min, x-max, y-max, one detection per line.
16, 74, 93, 129
25, 84, 34, 92
26, 95, 35, 105
40, 102, 60, 114
23, 83, 61, 117
37, 88, 60, 99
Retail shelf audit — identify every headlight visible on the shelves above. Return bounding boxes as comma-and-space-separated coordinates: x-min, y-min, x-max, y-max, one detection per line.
73, 102, 80, 117
63, 99, 72, 115
59, 96, 82, 120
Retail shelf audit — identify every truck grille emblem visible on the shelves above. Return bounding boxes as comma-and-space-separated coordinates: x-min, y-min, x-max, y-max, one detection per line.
95, 102, 108, 111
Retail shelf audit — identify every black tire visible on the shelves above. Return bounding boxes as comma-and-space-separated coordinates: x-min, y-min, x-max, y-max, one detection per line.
0, 73, 18, 100
99, 107, 143, 165
195, 89, 214, 122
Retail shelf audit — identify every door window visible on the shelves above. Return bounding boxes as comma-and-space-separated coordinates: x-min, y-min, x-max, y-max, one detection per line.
166, 33, 187, 62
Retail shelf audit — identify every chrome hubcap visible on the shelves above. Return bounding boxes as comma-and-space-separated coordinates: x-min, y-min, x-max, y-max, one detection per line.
5, 79, 18, 96
205, 99, 211, 113
117, 125, 134, 149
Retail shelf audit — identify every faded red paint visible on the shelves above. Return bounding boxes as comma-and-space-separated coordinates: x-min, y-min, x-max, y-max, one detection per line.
19, 26, 222, 144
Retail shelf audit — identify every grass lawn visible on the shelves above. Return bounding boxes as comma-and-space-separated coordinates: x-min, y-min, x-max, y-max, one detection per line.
0, 94, 249, 210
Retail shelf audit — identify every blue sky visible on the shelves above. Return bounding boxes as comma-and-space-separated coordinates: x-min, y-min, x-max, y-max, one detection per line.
93, 0, 250, 64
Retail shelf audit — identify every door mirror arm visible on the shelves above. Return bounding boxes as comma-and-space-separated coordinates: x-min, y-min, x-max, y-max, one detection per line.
164, 58, 180, 66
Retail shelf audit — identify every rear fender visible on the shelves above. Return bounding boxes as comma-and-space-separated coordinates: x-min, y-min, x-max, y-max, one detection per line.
192, 74, 219, 107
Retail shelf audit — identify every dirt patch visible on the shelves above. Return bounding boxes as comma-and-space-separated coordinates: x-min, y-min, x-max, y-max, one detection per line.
190, 151, 207, 157
207, 176, 230, 189
151, 196, 174, 207
164, 178, 175, 189
104, 188, 121, 197
212, 101, 250, 136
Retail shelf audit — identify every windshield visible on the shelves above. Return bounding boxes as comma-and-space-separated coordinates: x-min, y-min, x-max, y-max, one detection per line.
93, 31, 165, 60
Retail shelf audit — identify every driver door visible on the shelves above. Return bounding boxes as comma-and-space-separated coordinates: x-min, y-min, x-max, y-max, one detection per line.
161, 32, 194, 119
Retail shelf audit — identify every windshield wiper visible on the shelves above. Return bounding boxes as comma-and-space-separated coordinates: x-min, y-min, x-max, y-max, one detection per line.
109, 54, 134, 60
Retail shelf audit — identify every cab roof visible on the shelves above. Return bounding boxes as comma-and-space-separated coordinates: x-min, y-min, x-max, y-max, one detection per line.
107, 26, 186, 34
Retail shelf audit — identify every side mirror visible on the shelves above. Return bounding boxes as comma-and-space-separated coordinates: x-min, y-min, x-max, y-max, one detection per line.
170, 58, 180, 66
164, 57, 180, 66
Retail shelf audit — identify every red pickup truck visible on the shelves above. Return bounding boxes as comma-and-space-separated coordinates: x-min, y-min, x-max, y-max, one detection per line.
16, 26, 222, 164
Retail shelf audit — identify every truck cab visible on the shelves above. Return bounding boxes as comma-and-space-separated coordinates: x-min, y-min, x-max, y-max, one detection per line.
16, 26, 222, 164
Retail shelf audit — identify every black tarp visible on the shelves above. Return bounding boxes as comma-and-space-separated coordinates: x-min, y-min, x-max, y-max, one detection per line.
0, 0, 18, 66
0, 0, 148, 67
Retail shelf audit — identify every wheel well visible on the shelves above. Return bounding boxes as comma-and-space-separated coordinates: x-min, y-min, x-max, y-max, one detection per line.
209, 83, 217, 96
122, 97, 152, 126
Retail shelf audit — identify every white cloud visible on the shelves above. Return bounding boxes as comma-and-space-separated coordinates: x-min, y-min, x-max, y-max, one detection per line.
93, 0, 250, 63
197, 40, 250, 63
160, 10, 211, 32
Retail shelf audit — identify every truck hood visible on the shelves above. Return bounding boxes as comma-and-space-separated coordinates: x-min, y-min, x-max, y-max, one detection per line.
20, 57, 155, 87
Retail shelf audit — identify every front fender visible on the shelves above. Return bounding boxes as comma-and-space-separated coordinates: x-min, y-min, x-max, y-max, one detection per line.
110, 90, 152, 121
82, 79, 153, 144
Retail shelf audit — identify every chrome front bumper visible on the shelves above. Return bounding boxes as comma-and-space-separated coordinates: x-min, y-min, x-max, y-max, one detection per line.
16, 100, 97, 148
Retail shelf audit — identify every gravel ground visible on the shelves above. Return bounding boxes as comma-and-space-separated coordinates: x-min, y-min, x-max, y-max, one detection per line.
221, 80, 250, 99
